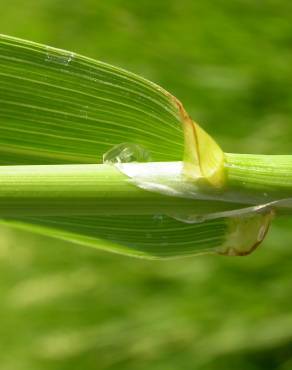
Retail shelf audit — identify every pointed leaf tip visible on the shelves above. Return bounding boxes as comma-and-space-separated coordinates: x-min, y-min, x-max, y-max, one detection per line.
172, 96, 226, 188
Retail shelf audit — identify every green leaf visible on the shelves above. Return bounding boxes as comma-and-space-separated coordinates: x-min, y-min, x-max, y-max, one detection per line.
0, 34, 272, 258
0, 34, 183, 164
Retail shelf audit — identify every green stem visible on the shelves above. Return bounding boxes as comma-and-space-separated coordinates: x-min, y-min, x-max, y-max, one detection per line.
0, 163, 242, 216
225, 154, 292, 199
0, 154, 292, 217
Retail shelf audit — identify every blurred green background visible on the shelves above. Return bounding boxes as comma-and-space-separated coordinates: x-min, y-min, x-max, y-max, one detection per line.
1, 1, 292, 369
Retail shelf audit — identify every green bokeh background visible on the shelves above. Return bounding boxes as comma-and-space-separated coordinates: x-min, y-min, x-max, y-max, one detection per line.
1, 1, 292, 369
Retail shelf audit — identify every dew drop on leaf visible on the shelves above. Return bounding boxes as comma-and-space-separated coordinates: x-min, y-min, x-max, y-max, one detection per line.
45, 47, 75, 66
103, 143, 151, 164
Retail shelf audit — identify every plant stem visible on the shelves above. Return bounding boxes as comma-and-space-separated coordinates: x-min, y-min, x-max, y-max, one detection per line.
0, 163, 241, 216
0, 154, 292, 217
225, 154, 292, 199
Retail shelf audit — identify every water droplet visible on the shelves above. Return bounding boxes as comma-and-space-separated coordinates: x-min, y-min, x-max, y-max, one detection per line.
45, 47, 75, 66
103, 143, 151, 165
153, 214, 165, 224
80, 106, 88, 119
